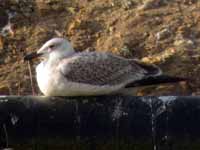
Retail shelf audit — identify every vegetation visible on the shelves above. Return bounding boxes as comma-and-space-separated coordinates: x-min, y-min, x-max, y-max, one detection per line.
0, 0, 199, 95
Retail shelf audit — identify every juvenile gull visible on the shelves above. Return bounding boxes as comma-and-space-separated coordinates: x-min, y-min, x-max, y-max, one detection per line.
24, 38, 186, 96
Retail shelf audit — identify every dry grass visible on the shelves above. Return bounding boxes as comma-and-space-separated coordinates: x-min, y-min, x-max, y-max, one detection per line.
0, 0, 200, 95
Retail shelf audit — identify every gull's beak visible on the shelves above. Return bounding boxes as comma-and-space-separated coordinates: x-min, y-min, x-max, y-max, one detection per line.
24, 51, 43, 61
24, 45, 47, 61
24, 44, 50, 61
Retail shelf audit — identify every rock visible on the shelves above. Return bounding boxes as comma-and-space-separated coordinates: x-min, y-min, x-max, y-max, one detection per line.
4, 55, 11, 63
174, 38, 195, 48
0, 86, 10, 95
176, 26, 192, 39
0, 9, 9, 28
36, 0, 68, 16
121, 0, 136, 10
138, 0, 168, 10
9, 0, 19, 4
0, 8, 15, 37
156, 28, 171, 41
183, 0, 197, 5
174, 34, 195, 48
0, 22, 14, 37
108, 26, 115, 33
0, 36, 4, 50
119, 45, 132, 56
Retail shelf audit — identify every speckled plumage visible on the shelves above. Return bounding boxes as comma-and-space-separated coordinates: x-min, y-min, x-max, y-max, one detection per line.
59, 52, 148, 86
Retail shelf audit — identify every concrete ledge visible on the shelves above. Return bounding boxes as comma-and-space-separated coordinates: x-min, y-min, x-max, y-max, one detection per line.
0, 96, 200, 150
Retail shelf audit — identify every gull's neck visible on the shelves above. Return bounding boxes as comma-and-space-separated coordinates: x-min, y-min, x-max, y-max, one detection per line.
45, 50, 75, 68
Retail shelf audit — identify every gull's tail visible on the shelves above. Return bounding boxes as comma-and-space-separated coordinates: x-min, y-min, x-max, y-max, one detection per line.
125, 75, 188, 88
133, 59, 162, 76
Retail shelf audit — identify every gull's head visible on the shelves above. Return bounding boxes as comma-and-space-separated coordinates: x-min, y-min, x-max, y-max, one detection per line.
37, 38, 75, 61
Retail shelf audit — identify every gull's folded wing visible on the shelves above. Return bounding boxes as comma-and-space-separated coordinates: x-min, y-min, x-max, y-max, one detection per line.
58, 52, 160, 87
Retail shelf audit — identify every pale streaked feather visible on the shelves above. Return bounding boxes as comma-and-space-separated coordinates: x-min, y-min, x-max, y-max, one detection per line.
59, 52, 148, 86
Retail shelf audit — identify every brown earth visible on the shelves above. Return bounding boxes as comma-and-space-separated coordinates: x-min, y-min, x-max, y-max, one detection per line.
0, 0, 199, 96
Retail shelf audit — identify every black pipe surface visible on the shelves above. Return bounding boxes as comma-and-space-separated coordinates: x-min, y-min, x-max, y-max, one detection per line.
0, 96, 199, 150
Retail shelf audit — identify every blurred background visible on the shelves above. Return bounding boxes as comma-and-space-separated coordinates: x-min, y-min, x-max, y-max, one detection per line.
0, 0, 199, 96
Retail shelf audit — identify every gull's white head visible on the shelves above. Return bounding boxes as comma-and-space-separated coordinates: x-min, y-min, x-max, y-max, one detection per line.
37, 38, 75, 62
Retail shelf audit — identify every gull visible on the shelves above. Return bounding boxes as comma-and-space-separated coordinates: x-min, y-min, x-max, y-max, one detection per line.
24, 38, 186, 96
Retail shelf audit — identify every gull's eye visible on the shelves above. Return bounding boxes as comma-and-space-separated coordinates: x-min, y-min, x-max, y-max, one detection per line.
49, 44, 55, 49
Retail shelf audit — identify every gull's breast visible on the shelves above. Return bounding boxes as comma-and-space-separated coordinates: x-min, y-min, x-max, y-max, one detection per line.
36, 62, 49, 95
36, 62, 58, 95
36, 62, 124, 96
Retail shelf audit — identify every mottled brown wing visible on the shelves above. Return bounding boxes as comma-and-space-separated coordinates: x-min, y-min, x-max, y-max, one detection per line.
59, 52, 147, 86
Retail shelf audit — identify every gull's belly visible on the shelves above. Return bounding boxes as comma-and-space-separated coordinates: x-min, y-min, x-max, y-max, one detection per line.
45, 75, 123, 96
36, 63, 123, 96
51, 77, 124, 96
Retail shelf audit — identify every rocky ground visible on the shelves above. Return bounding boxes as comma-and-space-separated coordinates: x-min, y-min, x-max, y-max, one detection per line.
0, 0, 199, 96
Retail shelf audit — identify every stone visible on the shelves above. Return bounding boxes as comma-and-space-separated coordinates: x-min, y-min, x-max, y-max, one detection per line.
156, 28, 171, 41
174, 36, 195, 48
0, 9, 8, 28
138, 0, 168, 10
